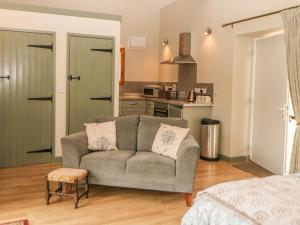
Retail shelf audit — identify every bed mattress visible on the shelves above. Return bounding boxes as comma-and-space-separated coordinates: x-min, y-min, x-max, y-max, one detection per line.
182, 174, 300, 225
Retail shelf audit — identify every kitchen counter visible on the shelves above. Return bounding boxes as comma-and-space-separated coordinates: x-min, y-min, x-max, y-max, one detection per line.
119, 94, 212, 143
119, 96, 213, 107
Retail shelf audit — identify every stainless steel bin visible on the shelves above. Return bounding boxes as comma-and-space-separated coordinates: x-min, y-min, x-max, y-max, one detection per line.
201, 119, 220, 161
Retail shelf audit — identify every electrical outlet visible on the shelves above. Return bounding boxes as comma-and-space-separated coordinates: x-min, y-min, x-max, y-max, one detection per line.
200, 88, 207, 94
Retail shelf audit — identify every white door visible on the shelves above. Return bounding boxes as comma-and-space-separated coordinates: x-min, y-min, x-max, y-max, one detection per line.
251, 34, 289, 175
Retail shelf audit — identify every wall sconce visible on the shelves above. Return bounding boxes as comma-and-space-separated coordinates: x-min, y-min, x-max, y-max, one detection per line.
162, 39, 169, 46
204, 27, 212, 36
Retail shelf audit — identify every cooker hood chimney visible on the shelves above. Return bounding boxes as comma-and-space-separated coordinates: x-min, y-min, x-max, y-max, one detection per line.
161, 32, 196, 65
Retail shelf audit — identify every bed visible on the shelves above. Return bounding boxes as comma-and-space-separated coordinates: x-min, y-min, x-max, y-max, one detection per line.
182, 174, 300, 225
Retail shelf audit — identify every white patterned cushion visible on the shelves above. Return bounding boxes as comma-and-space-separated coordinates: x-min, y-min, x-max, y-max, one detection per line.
84, 121, 118, 151
151, 123, 189, 159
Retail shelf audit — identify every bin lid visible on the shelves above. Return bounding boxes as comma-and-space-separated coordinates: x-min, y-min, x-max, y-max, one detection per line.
201, 118, 220, 125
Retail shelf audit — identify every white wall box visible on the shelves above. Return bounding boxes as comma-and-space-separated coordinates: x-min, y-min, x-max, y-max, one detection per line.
128, 36, 147, 49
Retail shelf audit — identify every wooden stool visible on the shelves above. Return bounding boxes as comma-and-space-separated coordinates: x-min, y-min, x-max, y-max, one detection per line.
46, 168, 89, 209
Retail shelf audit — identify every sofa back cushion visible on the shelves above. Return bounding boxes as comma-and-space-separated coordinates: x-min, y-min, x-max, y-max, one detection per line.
137, 116, 188, 151
94, 116, 139, 150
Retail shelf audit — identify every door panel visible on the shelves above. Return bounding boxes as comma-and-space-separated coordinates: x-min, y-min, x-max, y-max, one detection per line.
25, 33, 53, 165
0, 32, 4, 166
251, 34, 288, 175
69, 36, 114, 134
0, 31, 53, 168
0, 31, 16, 167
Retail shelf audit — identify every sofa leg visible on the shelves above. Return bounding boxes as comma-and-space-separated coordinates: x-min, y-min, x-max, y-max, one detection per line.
184, 193, 193, 207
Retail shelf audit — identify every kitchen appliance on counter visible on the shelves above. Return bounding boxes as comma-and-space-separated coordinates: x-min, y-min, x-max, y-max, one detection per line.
154, 102, 168, 117
176, 91, 186, 100
165, 90, 177, 99
187, 90, 196, 102
143, 85, 164, 98
196, 95, 212, 104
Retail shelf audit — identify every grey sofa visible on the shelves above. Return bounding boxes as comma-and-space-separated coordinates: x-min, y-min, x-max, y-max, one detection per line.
61, 116, 200, 206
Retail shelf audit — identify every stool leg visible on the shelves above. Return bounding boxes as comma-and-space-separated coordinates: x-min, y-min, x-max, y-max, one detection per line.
85, 176, 89, 199
45, 176, 50, 205
74, 180, 78, 209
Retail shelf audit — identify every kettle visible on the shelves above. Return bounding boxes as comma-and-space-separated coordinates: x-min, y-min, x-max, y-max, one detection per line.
187, 90, 196, 102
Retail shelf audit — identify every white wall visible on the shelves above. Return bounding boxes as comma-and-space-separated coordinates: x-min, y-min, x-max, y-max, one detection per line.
160, 0, 300, 157
0, 0, 176, 82
0, 8, 121, 156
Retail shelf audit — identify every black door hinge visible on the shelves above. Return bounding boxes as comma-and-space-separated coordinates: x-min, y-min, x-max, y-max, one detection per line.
27, 147, 52, 154
0, 75, 10, 80
28, 96, 53, 102
90, 96, 112, 102
90, 48, 113, 53
28, 44, 53, 51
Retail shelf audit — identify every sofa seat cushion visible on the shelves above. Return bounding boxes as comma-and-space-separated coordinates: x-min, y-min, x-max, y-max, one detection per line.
126, 151, 176, 185
80, 150, 135, 180
94, 116, 139, 151
137, 116, 188, 151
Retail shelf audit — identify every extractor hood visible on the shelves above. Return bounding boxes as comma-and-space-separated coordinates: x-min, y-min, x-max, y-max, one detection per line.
161, 32, 196, 65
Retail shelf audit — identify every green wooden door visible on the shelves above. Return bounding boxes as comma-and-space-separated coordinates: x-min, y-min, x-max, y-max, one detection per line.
68, 36, 114, 134
0, 31, 53, 168
25, 33, 53, 165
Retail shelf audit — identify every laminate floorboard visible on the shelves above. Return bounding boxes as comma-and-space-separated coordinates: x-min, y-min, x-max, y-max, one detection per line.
0, 160, 254, 225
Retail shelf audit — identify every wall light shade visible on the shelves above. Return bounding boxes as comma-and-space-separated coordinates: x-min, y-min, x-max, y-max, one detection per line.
204, 27, 212, 35
162, 39, 169, 46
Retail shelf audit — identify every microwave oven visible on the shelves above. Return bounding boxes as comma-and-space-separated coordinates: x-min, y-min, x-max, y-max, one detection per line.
143, 85, 164, 98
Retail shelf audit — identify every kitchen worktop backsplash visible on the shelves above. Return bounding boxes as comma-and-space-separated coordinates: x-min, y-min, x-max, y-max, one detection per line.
120, 61, 214, 101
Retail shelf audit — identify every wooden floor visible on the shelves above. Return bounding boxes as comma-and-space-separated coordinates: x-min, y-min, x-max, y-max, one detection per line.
0, 160, 254, 225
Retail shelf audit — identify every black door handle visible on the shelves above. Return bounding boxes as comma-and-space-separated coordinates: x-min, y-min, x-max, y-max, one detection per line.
0, 75, 10, 80
90, 96, 112, 102
68, 75, 81, 81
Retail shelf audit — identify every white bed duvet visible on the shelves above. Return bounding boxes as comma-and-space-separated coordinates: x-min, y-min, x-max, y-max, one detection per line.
182, 174, 300, 225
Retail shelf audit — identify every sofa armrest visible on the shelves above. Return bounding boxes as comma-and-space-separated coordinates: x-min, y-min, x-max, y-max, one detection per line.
61, 132, 89, 168
175, 134, 200, 193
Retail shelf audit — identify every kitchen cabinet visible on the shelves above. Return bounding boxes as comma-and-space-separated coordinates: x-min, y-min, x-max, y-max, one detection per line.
145, 100, 154, 116
167, 104, 212, 144
168, 104, 183, 118
120, 100, 145, 116
119, 98, 212, 144
181, 106, 212, 144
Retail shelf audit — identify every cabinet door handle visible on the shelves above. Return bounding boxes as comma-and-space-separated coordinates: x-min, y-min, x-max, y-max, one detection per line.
129, 103, 138, 105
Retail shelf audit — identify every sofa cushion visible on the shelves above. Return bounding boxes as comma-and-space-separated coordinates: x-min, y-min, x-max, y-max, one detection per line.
152, 124, 189, 160
137, 116, 188, 151
80, 150, 135, 180
85, 121, 118, 151
126, 151, 176, 185
94, 116, 139, 150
